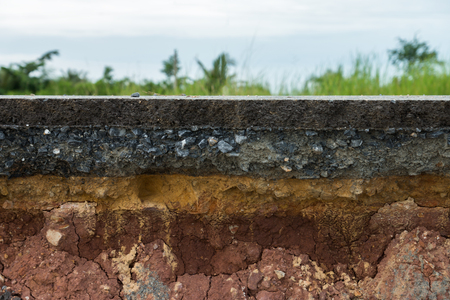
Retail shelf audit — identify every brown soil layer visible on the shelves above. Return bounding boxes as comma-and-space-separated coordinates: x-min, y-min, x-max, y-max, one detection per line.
1, 174, 450, 299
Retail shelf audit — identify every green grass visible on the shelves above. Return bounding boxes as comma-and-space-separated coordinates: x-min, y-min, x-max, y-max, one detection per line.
30, 76, 272, 96
291, 56, 450, 96
2, 56, 449, 96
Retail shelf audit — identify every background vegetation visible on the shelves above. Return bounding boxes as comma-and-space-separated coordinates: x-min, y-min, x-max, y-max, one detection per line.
0, 37, 448, 96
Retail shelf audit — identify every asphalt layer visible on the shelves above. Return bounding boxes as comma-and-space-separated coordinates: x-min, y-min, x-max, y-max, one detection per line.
1, 96, 450, 129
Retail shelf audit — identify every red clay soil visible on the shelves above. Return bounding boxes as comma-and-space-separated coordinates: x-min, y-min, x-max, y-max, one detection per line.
1, 198, 450, 299
1, 225, 450, 299
2, 174, 450, 299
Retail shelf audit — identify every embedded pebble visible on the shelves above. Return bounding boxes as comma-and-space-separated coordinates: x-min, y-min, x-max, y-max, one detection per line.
183, 137, 196, 147
274, 270, 285, 279
344, 130, 356, 137
281, 166, 292, 172
336, 140, 348, 147
178, 130, 191, 137
312, 144, 323, 153
218, 141, 233, 153
235, 135, 247, 144
428, 131, 444, 138
5, 160, 14, 168
386, 128, 396, 134
198, 139, 208, 149
176, 148, 189, 157
208, 137, 218, 146
109, 128, 126, 137
326, 140, 338, 150
132, 128, 143, 136
351, 140, 363, 148
305, 130, 317, 136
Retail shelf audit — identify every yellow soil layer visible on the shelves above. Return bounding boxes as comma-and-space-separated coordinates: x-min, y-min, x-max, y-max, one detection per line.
1, 174, 450, 215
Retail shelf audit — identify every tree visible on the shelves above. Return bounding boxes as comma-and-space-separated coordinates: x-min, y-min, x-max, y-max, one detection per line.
388, 36, 440, 71
102, 66, 114, 84
196, 53, 236, 94
62, 69, 87, 84
0, 50, 59, 94
161, 50, 181, 91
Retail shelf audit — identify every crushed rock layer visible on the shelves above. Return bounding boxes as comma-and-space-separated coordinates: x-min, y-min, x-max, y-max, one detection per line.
2, 125, 450, 179
1, 174, 450, 298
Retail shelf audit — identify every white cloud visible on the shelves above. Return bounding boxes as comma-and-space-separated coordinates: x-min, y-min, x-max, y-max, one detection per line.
1, 0, 448, 38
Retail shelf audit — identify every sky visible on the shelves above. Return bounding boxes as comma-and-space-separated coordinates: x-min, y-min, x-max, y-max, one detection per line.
1, 0, 449, 88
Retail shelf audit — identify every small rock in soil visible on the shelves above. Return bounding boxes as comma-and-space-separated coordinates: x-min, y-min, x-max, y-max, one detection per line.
218, 140, 233, 153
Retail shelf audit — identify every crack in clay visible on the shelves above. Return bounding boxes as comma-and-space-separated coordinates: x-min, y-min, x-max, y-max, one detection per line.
204, 276, 212, 300
22, 280, 35, 300
370, 239, 391, 280
71, 211, 81, 257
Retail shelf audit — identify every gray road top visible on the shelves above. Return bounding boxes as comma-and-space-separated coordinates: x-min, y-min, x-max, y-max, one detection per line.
1, 95, 450, 129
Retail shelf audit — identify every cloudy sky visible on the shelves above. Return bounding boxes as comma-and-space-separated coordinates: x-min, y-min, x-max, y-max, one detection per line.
1, 0, 449, 86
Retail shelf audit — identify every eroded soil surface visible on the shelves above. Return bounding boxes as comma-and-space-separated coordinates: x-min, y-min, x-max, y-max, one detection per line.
1, 174, 450, 299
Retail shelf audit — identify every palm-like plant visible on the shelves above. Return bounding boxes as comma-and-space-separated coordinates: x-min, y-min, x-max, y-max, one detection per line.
161, 50, 181, 92
0, 50, 59, 94
196, 53, 236, 94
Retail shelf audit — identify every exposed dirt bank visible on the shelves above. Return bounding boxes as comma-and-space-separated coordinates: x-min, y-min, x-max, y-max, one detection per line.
1, 174, 450, 298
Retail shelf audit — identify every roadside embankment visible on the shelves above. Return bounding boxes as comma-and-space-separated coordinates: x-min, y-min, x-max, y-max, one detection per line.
1, 96, 450, 299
